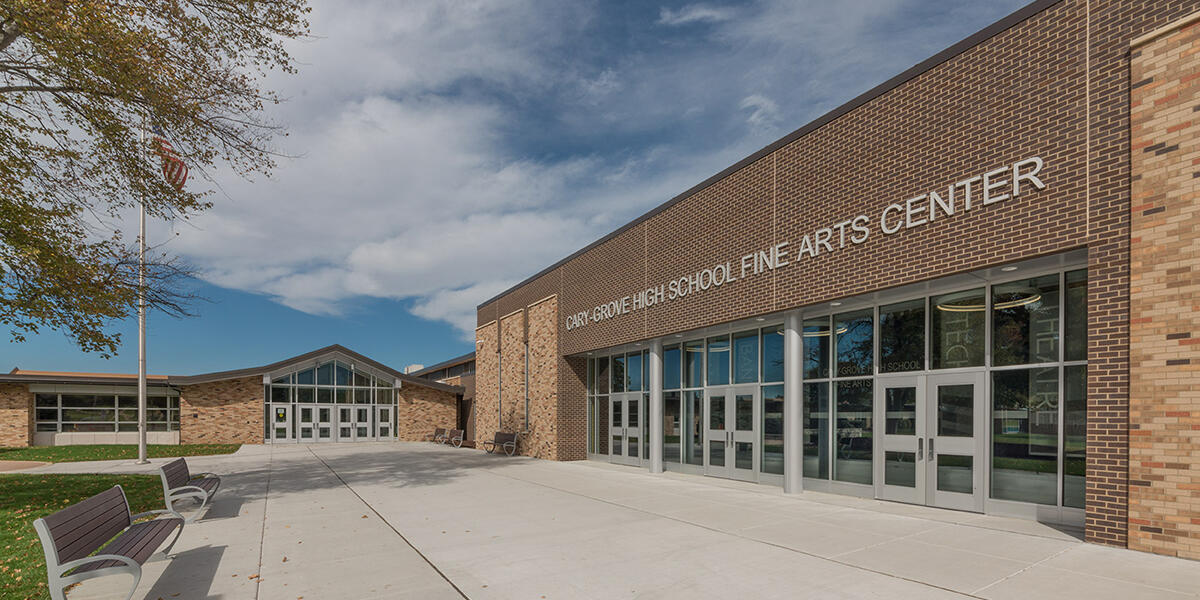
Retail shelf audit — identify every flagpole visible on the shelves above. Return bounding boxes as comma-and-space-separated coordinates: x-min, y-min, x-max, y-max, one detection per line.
136, 125, 149, 466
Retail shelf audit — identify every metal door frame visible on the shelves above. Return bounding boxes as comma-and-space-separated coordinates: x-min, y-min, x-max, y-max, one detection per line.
925, 371, 986, 512
874, 375, 925, 504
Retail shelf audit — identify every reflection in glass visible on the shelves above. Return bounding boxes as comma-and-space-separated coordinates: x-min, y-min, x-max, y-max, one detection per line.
834, 379, 873, 484
628, 397, 639, 431
885, 386, 916, 435
317, 362, 333, 385
937, 384, 974, 437
612, 398, 622, 427
707, 335, 730, 386
835, 310, 873, 377
296, 368, 315, 385
937, 455, 973, 494
762, 325, 784, 382
994, 274, 1060, 366
664, 391, 681, 463
931, 288, 985, 369
709, 394, 725, 430
1064, 270, 1087, 361
885, 451, 916, 487
1063, 365, 1086, 508
735, 442, 753, 470
685, 391, 703, 466
613, 434, 623, 456
880, 299, 925, 373
612, 354, 626, 393
663, 346, 682, 390
627, 352, 643, 392
709, 440, 725, 467
736, 394, 753, 431
991, 368, 1058, 505
684, 341, 704, 388
803, 382, 829, 479
762, 385, 784, 475
803, 317, 830, 379
733, 330, 759, 384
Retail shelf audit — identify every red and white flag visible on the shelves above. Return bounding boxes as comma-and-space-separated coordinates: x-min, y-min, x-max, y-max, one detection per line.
151, 126, 188, 190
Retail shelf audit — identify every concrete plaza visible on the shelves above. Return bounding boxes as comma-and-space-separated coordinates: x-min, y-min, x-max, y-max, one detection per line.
27, 443, 1198, 599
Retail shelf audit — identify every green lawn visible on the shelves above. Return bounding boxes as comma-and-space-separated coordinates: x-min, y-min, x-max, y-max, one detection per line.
0, 444, 240, 464
0, 474, 163, 600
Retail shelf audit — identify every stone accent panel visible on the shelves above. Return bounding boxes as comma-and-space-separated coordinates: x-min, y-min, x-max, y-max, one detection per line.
0, 384, 32, 447
179, 376, 263, 444
525, 297, 559, 460
1128, 16, 1200, 561
395, 384, 457, 442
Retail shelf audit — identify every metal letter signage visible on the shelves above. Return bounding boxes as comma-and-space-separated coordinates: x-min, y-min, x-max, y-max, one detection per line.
565, 157, 1047, 331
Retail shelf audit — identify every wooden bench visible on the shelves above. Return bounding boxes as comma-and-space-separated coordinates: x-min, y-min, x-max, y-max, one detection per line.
159, 457, 221, 523
482, 432, 518, 456
33, 485, 184, 600
445, 429, 465, 448
431, 427, 447, 443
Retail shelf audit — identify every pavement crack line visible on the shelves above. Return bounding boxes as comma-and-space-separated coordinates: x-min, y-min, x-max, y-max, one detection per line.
306, 446, 470, 599
487, 467, 984, 599
254, 445, 275, 600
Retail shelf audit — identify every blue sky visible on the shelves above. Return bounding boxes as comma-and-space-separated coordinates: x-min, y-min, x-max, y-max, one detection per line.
3, 0, 1031, 375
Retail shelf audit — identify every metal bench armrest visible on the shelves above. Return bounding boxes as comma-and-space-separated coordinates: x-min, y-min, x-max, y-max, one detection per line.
191, 473, 219, 480
168, 485, 208, 496
131, 508, 185, 522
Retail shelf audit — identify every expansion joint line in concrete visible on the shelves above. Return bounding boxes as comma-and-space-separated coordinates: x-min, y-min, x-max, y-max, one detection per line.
486, 468, 984, 599
253, 446, 275, 600
305, 446, 470, 599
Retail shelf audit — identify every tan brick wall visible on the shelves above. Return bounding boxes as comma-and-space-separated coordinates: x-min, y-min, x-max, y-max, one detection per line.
395, 384, 457, 442
1128, 17, 1200, 561
525, 297, 559, 459
179, 376, 264, 444
475, 321, 499, 447
0, 383, 32, 447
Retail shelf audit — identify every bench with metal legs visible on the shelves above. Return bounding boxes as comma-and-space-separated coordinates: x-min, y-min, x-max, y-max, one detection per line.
33, 485, 184, 600
159, 457, 221, 524
445, 429, 465, 447
431, 427, 447, 443
482, 431, 518, 456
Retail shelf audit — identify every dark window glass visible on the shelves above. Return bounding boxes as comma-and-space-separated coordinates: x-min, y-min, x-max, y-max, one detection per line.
587, 396, 596, 454
733, 330, 759, 384
147, 397, 169, 409
62, 409, 115, 422
936, 384, 974, 437
62, 422, 114, 432
296, 387, 314, 403
61, 394, 112, 409
612, 354, 626, 393
684, 341, 704, 388
879, 299, 925, 373
803, 317, 830, 379
336, 363, 351, 386
991, 367, 1058, 505
994, 274, 1060, 366
296, 368, 315, 385
1064, 270, 1087, 361
627, 352, 643, 392
596, 357, 610, 395
762, 325, 784, 382
36, 409, 58, 421
835, 310, 873, 377
762, 385, 784, 475
587, 359, 596, 394
317, 362, 334, 385
272, 374, 291, 385
707, 335, 730, 386
353, 371, 370, 387
35, 393, 58, 408
271, 386, 290, 403
1063, 365, 1086, 508
117, 396, 137, 408
803, 382, 829, 479
885, 452, 916, 488
317, 388, 332, 403
884, 386, 916, 435
663, 346, 681, 390
685, 390, 704, 466
834, 379, 873, 484
664, 391, 681, 464
37, 423, 58, 432
931, 288, 985, 369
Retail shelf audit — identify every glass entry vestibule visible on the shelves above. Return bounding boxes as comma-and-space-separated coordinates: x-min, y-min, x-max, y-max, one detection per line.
584, 257, 1088, 525
265, 358, 398, 443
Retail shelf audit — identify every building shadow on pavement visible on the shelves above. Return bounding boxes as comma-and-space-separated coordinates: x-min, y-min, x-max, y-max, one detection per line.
141, 544, 227, 600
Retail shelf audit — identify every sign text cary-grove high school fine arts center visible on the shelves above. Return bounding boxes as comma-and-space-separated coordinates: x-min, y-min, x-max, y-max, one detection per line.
564, 157, 1047, 331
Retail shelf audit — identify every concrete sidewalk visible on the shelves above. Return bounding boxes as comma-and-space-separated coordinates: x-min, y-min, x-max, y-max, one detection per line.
41, 443, 1200, 599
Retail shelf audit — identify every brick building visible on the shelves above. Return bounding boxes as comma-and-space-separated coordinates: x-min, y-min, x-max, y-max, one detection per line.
0, 345, 461, 447
473, 1, 1200, 559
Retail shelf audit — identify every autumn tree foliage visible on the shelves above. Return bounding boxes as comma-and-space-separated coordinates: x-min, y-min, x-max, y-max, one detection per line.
0, 1, 309, 355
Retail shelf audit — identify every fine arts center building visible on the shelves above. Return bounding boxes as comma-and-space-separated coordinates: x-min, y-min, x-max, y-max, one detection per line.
1, 0, 1199, 561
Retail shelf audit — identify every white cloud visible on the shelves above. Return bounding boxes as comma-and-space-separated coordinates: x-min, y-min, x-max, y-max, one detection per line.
658, 5, 736, 26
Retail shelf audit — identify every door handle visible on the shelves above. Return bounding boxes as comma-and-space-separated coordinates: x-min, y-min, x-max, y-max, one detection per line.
928, 438, 935, 459
917, 437, 923, 461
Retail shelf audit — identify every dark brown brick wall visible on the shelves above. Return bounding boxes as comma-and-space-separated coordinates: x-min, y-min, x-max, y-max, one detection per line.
477, 0, 1200, 547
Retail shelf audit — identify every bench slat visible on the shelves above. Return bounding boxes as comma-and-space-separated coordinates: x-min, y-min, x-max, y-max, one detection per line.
70, 518, 182, 573
162, 458, 191, 489
43, 488, 131, 563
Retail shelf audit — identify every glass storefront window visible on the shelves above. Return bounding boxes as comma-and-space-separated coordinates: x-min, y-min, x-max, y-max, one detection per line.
1064, 270, 1087, 361
663, 345, 681, 390
664, 391, 681, 463
612, 354, 626, 393
296, 368, 314, 385
993, 274, 1060, 366
931, 288, 985, 369
684, 341, 704, 388
706, 335, 730, 386
762, 385, 784, 475
835, 310, 873, 377
317, 362, 333, 385
991, 367, 1058, 505
803, 317, 830, 379
733, 330, 759, 384
596, 356, 610, 395
627, 352, 643, 392
1063, 365, 1086, 508
684, 390, 703, 466
879, 299, 925, 373
834, 379, 873, 485
587, 359, 596, 395
884, 386, 916, 435
762, 325, 784, 382
803, 382, 829, 479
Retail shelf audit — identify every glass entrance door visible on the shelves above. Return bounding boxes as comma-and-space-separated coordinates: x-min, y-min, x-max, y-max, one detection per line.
338, 406, 354, 441
271, 405, 291, 442
354, 406, 373, 442
609, 394, 642, 466
704, 386, 757, 482
874, 373, 985, 511
375, 405, 392, 439
297, 405, 316, 442
315, 406, 334, 442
